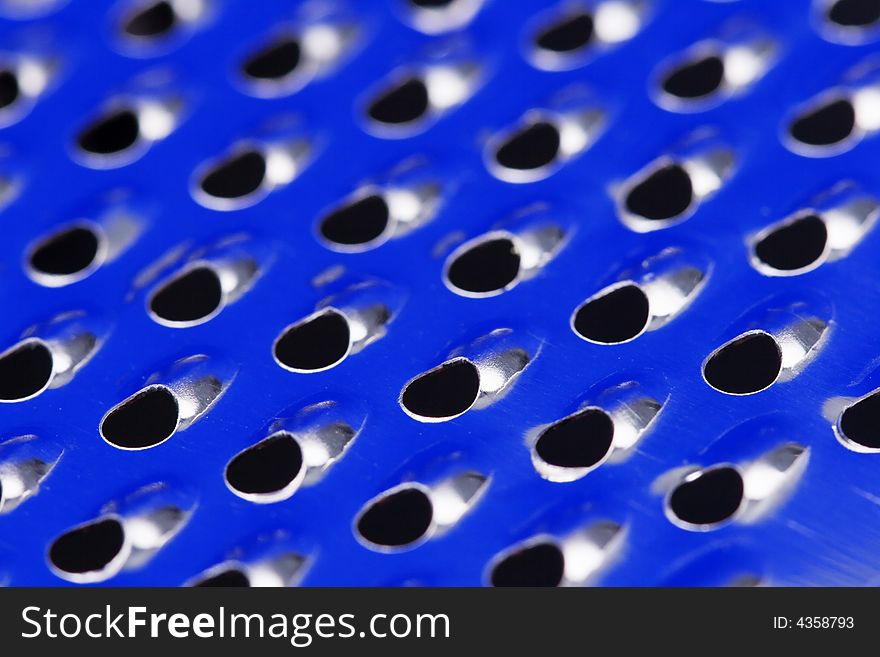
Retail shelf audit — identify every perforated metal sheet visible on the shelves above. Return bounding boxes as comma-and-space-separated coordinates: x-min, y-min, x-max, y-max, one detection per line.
2, 0, 880, 586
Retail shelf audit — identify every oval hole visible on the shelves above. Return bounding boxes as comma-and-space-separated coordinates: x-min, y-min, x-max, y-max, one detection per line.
703, 332, 782, 395
48, 518, 126, 580
77, 109, 140, 156
839, 391, 880, 450
662, 55, 725, 100
367, 78, 429, 125
411, 0, 457, 6
123, 1, 176, 38
356, 487, 434, 549
535, 408, 614, 473
0, 341, 53, 402
668, 466, 744, 528
754, 214, 828, 273
0, 69, 19, 110
494, 121, 560, 172
624, 164, 693, 221
199, 150, 267, 201
225, 433, 304, 502
100, 386, 179, 449
828, 0, 880, 27
319, 194, 390, 247
789, 98, 856, 147
536, 13, 593, 54
400, 358, 480, 421
29, 226, 101, 281
273, 309, 351, 373
445, 237, 522, 296
193, 568, 250, 587
490, 542, 564, 587
243, 37, 301, 81
572, 283, 650, 344
149, 266, 224, 326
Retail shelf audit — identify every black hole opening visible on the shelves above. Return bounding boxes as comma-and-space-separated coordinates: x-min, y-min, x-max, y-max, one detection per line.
320, 194, 390, 246
573, 284, 650, 344
101, 386, 179, 449
193, 569, 250, 587
491, 542, 565, 587
401, 359, 480, 420
495, 121, 561, 171
226, 433, 304, 497
754, 214, 828, 272
150, 266, 223, 324
828, 0, 880, 27
123, 1, 176, 38
789, 99, 856, 147
669, 466, 744, 527
243, 37, 302, 81
536, 13, 594, 53
840, 392, 880, 449
536, 408, 615, 469
30, 226, 101, 278
662, 55, 725, 100
703, 332, 782, 394
200, 150, 267, 200
624, 164, 694, 221
0, 341, 53, 402
0, 69, 20, 110
77, 109, 140, 156
274, 310, 351, 372
410, 0, 457, 8
368, 78, 430, 125
446, 237, 521, 294
357, 487, 434, 548
49, 518, 126, 576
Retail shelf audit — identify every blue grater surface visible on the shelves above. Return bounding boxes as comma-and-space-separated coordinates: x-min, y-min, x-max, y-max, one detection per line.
2, 0, 880, 586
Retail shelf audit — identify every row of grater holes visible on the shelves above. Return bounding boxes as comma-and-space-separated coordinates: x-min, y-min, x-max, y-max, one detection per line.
2, 1, 877, 167
40, 400, 771, 586
19, 232, 865, 561
8, 42, 867, 399
67, 316, 848, 443
0, 306, 831, 410
41, 471, 739, 586
41, 428, 805, 585
4, 0, 870, 432
25, 0, 858, 294
0, 0, 869, 332
1, 0, 877, 164
80, 0, 880, 55
21, 154, 837, 299
15, 19, 874, 290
